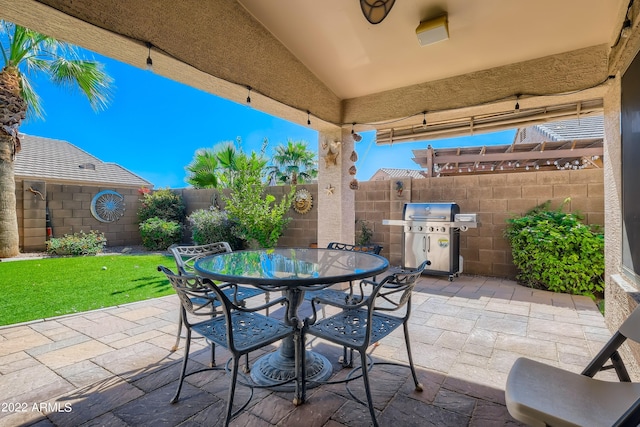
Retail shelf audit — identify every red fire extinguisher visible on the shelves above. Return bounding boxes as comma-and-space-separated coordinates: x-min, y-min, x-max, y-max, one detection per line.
46, 206, 53, 239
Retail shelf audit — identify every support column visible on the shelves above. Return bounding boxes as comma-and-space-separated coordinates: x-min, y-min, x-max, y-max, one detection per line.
317, 128, 355, 247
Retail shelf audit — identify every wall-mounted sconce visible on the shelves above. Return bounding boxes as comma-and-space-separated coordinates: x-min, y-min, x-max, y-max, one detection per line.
416, 14, 449, 46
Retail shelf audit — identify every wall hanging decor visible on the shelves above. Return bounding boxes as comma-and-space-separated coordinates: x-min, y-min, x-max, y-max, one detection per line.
349, 165, 357, 175
91, 190, 125, 223
293, 189, 313, 214
325, 184, 335, 195
350, 179, 359, 190
350, 151, 358, 162
323, 140, 341, 167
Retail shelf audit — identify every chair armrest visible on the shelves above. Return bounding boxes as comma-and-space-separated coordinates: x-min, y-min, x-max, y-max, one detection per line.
235, 295, 288, 314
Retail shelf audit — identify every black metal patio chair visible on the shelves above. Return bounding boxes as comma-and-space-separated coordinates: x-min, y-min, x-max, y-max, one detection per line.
303, 260, 428, 427
303, 242, 383, 312
168, 242, 268, 359
158, 266, 296, 426
505, 305, 640, 427
303, 242, 384, 367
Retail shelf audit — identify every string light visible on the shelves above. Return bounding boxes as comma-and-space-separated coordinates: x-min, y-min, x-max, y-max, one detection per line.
246, 86, 252, 104
146, 42, 153, 71
351, 123, 362, 141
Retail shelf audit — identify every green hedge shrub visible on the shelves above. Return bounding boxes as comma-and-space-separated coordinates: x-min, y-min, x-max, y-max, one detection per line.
504, 200, 604, 299
137, 189, 186, 223
46, 230, 106, 256
139, 217, 182, 250
187, 208, 244, 250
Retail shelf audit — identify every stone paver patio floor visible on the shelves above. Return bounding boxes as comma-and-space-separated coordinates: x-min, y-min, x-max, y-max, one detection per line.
0, 274, 613, 426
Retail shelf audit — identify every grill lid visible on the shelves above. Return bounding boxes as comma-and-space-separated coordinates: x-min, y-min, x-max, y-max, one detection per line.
403, 203, 460, 222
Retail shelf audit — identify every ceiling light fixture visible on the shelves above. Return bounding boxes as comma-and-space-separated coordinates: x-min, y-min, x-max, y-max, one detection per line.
307, 111, 311, 126
246, 86, 252, 104
360, 0, 396, 24
416, 14, 449, 46
422, 111, 427, 128
145, 42, 153, 71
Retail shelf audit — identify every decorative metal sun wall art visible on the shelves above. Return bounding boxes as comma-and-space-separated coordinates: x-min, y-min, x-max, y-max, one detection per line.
293, 189, 313, 214
91, 190, 126, 223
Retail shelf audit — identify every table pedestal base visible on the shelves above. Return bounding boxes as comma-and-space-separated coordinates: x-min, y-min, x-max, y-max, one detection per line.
250, 349, 333, 391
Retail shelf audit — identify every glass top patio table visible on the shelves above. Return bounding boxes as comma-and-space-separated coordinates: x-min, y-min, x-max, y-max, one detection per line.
194, 247, 389, 404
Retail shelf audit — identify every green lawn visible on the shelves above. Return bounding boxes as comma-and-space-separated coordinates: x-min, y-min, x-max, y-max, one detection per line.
0, 254, 175, 326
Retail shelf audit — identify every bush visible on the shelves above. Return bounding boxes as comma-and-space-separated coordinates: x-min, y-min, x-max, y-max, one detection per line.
139, 217, 182, 250
137, 189, 186, 223
222, 151, 294, 249
356, 220, 373, 245
187, 208, 244, 250
504, 200, 604, 299
46, 230, 106, 256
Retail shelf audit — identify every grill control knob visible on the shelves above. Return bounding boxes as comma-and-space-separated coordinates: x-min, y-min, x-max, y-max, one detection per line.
428, 226, 434, 232
405, 225, 411, 232
417, 226, 423, 232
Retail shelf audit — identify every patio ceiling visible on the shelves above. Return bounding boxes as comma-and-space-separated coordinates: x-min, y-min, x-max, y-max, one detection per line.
0, 1, 634, 139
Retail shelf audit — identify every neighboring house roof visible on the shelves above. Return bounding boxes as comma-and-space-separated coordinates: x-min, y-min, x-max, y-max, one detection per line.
14, 134, 153, 188
369, 168, 426, 181
533, 115, 604, 141
513, 115, 604, 144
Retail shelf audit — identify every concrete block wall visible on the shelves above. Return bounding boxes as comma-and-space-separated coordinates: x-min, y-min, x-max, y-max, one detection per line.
16, 180, 144, 251
177, 184, 318, 249
357, 168, 604, 278
16, 169, 603, 279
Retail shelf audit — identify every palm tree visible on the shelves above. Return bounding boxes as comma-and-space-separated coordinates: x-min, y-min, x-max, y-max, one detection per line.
0, 21, 112, 257
266, 139, 317, 185
186, 138, 269, 189
185, 148, 220, 188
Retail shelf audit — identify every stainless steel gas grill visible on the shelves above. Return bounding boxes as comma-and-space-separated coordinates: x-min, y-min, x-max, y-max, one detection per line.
383, 202, 477, 281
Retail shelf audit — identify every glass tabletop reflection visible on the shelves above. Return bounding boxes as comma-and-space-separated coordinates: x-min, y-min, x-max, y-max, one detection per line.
194, 247, 389, 288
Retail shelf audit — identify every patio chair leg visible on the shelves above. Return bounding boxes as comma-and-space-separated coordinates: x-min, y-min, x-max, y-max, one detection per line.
210, 342, 216, 368
171, 310, 183, 352
243, 353, 250, 373
224, 356, 240, 427
294, 328, 306, 406
340, 346, 354, 368
265, 291, 270, 316
359, 350, 379, 427
171, 329, 191, 404
403, 323, 423, 391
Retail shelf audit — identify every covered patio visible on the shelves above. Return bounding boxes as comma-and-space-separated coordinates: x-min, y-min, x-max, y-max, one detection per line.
1, 1, 639, 425
0, 274, 611, 426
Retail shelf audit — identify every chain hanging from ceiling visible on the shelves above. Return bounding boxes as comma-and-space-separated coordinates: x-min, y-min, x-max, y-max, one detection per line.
360, 0, 396, 24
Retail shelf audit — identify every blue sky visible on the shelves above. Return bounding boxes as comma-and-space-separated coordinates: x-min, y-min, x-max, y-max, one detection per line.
20, 49, 516, 188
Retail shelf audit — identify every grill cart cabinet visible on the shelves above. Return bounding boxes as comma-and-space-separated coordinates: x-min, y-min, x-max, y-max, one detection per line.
384, 202, 477, 281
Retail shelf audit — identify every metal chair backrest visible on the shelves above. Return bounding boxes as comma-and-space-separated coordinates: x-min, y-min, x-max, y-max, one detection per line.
159, 265, 245, 349
327, 241, 382, 255
369, 260, 428, 313
169, 242, 232, 275
159, 265, 223, 318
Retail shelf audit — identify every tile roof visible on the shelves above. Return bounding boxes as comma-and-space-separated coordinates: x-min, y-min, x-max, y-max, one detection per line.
533, 115, 604, 141
14, 134, 153, 187
374, 168, 426, 179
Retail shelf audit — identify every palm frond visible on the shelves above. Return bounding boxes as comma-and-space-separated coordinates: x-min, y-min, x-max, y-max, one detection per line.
48, 58, 112, 111
19, 75, 43, 120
